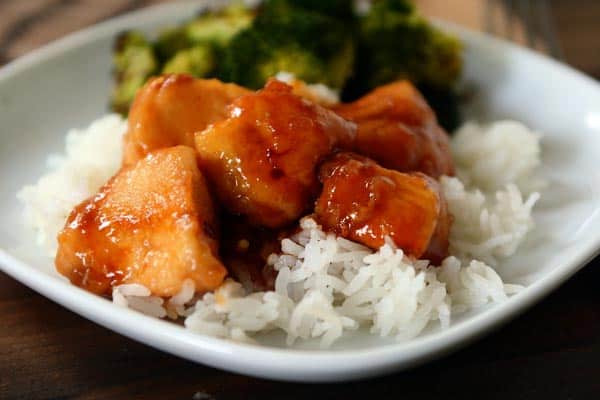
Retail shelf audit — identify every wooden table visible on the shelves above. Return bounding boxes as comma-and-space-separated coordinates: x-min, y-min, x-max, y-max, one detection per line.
2, 1, 599, 399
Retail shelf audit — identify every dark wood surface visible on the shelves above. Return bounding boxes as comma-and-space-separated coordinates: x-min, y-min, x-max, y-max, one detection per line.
1, 1, 600, 399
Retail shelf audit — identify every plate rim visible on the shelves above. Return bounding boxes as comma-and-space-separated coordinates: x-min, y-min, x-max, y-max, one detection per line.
1, 1, 600, 382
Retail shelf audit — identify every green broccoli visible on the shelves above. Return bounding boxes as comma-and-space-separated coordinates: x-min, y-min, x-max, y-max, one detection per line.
327, 39, 356, 88
221, 28, 329, 89
161, 45, 215, 76
219, 0, 355, 90
154, 4, 253, 64
356, 0, 462, 89
110, 31, 158, 115
186, 3, 254, 48
154, 26, 190, 62
346, 0, 463, 129
254, 0, 354, 59
110, 4, 252, 114
272, 0, 355, 19
109, 0, 464, 128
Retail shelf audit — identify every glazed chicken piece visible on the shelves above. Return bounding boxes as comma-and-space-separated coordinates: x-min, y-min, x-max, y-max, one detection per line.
123, 74, 250, 165
55, 146, 227, 297
315, 153, 450, 264
333, 81, 454, 178
195, 79, 357, 228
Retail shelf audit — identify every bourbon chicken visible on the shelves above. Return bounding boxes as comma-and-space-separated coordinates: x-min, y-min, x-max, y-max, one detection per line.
123, 75, 250, 165
315, 153, 451, 264
195, 79, 356, 228
55, 146, 227, 296
333, 81, 454, 178
54, 74, 456, 300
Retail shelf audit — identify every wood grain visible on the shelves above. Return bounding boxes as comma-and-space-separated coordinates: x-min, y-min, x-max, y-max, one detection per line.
1, 1, 600, 399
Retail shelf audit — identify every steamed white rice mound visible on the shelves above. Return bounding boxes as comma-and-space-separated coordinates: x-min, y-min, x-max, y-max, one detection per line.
452, 120, 544, 194
441, 177, 539, 266
17, 114, 542, 347
17, 115, 126, 254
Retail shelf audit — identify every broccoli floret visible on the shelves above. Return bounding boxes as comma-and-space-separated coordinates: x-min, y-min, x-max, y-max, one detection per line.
345, 0, 463, 129
110, 31, 158, 114
110, 4, 251, 114
155, 4, 253, 62
219, 29, 326, 89
161, 45, 215, 76
273, 0, 355, 19
258, 47, 329, 85
219, 0, 355, 89
356, 0, 462, 89
327, 39, 356, 88
420, 27, 463, 88
154, 27, 190, 62
186, 3, 254, 48
255, 0, 353, 59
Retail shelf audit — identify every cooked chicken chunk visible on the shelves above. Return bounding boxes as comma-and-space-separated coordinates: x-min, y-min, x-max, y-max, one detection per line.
123, 74, 250, 165
315, 153, 450, 263
195, 79, 357, 228
56, 146, 227, 296
333, 81, 454, 178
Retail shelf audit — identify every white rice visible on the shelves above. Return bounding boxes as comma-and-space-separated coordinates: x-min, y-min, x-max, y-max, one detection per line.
17, 114, 543, 347
17, 114, 126, 254
113, 283, 167, 318
452, 120, 544, 194
184, 212, 526, 347
441, 177, 539, 266
112, 280, 197, 319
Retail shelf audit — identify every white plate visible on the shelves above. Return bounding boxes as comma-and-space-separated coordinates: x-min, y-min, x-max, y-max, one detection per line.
1, 2, 600, 383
